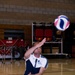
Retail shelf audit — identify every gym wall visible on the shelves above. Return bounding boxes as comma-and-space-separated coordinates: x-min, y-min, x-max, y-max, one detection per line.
0, 0, 75, 48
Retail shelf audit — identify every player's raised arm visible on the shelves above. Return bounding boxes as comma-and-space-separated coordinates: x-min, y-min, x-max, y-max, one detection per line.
24, 38, 46, 59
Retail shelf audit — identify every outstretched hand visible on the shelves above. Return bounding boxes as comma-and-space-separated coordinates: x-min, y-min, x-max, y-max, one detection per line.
35, 38, 46, 48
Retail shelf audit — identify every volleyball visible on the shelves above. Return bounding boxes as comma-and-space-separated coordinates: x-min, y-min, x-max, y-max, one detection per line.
54, 15, 70, 31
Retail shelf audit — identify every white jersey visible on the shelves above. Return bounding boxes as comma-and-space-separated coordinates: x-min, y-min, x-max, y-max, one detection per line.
26, 54, 48, 68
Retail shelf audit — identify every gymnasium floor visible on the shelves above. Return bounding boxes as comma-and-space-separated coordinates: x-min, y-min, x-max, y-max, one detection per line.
0, 59, 75, 75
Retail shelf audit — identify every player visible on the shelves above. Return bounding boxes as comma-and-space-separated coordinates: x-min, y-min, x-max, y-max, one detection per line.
24, 38, 48, 75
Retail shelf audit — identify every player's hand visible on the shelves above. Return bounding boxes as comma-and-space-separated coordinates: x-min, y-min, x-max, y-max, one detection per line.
28, 72, 31, 75
36, 38, 46, 48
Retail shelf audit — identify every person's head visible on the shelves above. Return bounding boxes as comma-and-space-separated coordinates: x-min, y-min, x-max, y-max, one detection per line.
33, 42, 42, 57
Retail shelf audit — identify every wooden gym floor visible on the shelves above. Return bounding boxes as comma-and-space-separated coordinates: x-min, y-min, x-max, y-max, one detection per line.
0, 59, 75, 75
